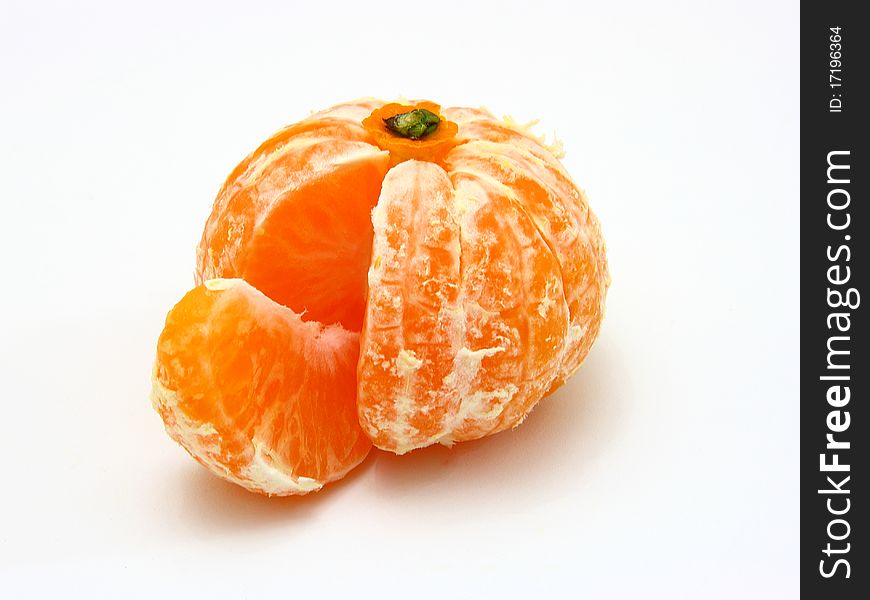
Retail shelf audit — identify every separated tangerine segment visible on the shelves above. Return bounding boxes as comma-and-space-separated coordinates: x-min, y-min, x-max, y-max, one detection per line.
152, 279, 372, 496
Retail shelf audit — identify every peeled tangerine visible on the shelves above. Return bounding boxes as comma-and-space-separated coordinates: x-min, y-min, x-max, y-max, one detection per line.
151, 98, 609, 495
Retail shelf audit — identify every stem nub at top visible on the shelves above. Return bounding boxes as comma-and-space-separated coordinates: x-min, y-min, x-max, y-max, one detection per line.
383, 108, 440, 140
362, 101, 460, 165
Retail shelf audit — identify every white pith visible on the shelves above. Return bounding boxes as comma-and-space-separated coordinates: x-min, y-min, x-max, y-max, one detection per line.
362, 155, 573, 453
359, 104, 608, 454
151, 374, 327, 495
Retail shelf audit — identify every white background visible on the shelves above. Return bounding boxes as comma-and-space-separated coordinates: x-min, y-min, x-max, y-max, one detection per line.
0, 0, 799, 597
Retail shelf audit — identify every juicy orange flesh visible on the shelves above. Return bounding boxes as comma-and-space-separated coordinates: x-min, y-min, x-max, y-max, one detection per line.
357, 162, 462, 450
160, 99, 608, 467
198, 130, 391, 332
354, 104, 607, 453
239, 155, 389, 332
357, 160, 572, 452
444, 143, 601, 373
441, 108, 609, 381
217, 118, 374, 197
155, 282, 371, 485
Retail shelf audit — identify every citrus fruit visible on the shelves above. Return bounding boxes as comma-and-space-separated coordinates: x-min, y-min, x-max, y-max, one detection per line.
151, 98, 608, 493
152, 279, 371, 495
196, 104, 390, 332
356, 101, 609, 453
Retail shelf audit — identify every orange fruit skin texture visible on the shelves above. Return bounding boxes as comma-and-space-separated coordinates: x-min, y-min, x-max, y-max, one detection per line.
153, 98, 608, 495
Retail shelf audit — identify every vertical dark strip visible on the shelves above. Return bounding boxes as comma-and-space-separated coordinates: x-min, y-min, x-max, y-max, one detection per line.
802, 2, 867, 596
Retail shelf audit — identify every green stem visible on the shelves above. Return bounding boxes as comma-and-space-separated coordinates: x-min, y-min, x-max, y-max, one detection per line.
383, 108, 440, 140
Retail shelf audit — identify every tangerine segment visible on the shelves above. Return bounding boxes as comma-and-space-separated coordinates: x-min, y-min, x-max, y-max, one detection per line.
197, 135, 390, 332
358, 161, 463, 452
442, 106, 567, 171
151, 279, 371, 495
217, 117, 376, 200
444, 140, 608, 386
216, 98, 385, 191
443, 105, 609, 384
357, 162, 570, 454
448, 171, 569, 437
